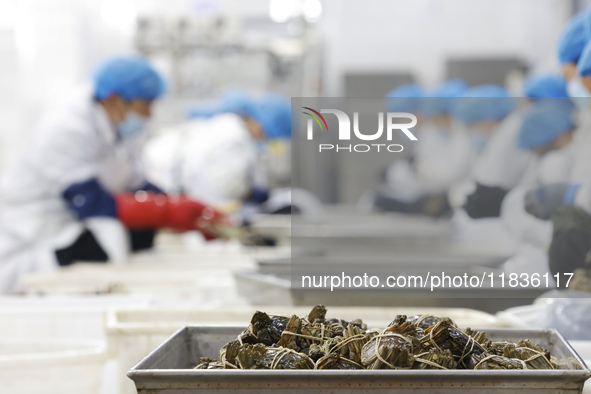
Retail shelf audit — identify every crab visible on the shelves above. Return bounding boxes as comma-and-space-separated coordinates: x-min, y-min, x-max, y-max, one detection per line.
236, 343, 314, 369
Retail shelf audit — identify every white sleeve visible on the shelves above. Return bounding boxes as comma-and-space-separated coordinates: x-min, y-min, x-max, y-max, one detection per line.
500, 186, 553, 248
31, 120, 102, 194
189, 141, 254, 205
415, 128, 476, 193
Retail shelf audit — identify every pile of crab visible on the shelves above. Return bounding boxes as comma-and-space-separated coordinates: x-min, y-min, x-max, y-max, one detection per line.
195, 305, 557, 370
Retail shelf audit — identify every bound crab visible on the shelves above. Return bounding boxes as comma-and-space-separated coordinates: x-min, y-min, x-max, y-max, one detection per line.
361, 315, 421, 369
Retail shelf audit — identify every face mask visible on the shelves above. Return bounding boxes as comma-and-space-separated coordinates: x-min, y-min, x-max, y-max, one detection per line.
117, 112, 148, 140
255, 140, 267, 154
469, 131, 489, 151
567, 78, 589, 98
567, 78, 591, 110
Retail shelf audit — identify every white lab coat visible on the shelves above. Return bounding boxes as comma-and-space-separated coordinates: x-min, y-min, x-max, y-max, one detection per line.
447, 113, 525, 209
415, 120, 478, 196
570, 110, 591, 212
498, 145, 576, 278
143, 114, 257, 207
0, 85, 144, 293
472, 109, 532, 190
501, 146, 575, 248
569, 109, 591, 184
383, 120, 477, 202
450, 113, 529, 256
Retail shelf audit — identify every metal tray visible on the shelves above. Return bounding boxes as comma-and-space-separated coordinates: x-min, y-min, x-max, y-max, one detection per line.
291, 220, 453, 253
128, 326, 590, 393
232, 271, 547, 313
257, 249, 510, 276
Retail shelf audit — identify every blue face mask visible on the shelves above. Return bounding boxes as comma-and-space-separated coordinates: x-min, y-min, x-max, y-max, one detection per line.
567, 78, 590, 98
567, 78, 591, 110
469, 131, 489, 151
117, 112, 148, 140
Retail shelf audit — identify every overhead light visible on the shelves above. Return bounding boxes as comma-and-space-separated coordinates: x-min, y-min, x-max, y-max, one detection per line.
269, 0, 300, 23
303, 0, 322, 23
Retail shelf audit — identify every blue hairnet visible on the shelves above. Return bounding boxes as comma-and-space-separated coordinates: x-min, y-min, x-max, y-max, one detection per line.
451, 85, 516, 124
557, 9, 591, 65
188, 91, 290, 139
518, 103, 575, 150
94, 56, 166, 101
578, 39, 591, 77
421, 79, 468, 117
187, 90, 255, 119
385, 83, 423, 113
523, 74, 568, 98
186, 103, 221, 119
217, 90, 256, 116
250, 94, 291, 139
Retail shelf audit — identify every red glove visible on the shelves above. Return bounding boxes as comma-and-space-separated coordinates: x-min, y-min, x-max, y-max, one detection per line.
115, 192, 229, 238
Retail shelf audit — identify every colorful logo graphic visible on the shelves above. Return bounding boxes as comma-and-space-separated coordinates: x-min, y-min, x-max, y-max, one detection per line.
300, 105, 418, 153
302, 107, 328, 132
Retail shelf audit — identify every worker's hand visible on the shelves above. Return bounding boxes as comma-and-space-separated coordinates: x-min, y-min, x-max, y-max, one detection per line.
115, 192, 231, 239
524, 183, 577, 220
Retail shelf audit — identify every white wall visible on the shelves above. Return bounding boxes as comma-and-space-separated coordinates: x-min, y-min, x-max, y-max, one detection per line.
320, 0, 572, 95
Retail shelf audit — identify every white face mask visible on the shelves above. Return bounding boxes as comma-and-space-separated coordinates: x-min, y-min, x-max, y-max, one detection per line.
567, 78, 591, 110
468, 129, 490, 151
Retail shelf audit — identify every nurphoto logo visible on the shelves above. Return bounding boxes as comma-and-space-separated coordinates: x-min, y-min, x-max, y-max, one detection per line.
302, 107, 418, 153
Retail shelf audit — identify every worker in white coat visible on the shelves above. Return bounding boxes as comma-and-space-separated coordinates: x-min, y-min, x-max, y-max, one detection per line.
367, 81, 468, 216
143, 91, 291, 211
446, 85, 520, 253
500, 101, 577, 245
368, 84, 426, 211
447, 85, 517, 209
529, 36, 591, 284
499, 102, 576, 279
412, 80, 469, 197
556, 8, 591, 185
0, 56, 227, 293
495, 6, 591, 340
463, 74, 570, 220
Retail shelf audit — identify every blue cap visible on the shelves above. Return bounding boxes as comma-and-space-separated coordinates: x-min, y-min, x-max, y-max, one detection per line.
93, 56, 166, 101
523, 74, 568, 98
189, 90, 290, 139
451, 85, 516, 124
557, 9, 591, 65
251, 94, 291, 139
385, 83, 424, 113
421, 79, 468, 117
187, 90, 255, 119
186, 103, 222, 119
517, 103, 575, 150
217, 90, 257, 116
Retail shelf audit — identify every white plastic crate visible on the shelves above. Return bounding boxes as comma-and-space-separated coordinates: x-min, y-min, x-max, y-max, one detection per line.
152, 231, 290, 258
106, 306, 504, 394
0, 295, 152, 341
21, 263, 248, 307
0, 295, 154, 394
0, 339, 107, 394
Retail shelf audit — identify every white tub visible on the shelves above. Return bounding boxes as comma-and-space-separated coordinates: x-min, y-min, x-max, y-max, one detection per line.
0, 339, 107, 394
